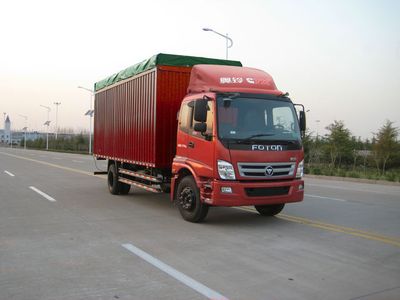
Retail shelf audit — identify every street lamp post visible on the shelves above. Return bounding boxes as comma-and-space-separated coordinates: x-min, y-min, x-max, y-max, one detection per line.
19, 114, 28, 150
40, 105, 51, 150
54, 101, 61, 139
78, 86, 94, 154
22, 127, 28, 149
202, 28, 233, 59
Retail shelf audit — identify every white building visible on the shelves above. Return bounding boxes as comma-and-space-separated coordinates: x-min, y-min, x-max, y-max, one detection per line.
0, 115, 11, 144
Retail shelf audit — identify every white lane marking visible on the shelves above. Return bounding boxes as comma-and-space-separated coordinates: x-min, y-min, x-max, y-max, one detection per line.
4, 170, 15, 177
29, 186, 56, 202
72, 160, 83, 163
122, 243, 228, 300
53, 157, 63, 160
305, 194, 347, 202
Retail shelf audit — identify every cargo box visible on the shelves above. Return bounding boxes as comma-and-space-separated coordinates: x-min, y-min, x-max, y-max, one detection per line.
93, 53, 242, 168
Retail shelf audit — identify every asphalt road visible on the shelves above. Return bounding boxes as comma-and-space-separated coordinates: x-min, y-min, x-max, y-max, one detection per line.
1, 147, 399, 300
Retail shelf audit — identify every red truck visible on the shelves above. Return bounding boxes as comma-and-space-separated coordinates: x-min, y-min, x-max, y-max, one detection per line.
94, 53, 306, 222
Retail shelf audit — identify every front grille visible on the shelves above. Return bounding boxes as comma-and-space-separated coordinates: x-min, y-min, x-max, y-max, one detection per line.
238, 162, 295, 178
245, 186, 290, 197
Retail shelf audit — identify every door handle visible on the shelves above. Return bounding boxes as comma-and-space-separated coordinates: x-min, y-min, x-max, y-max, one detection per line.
188, 141, 195, 148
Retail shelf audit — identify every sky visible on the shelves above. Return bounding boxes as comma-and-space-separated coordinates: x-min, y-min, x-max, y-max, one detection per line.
0, 0, 399, 139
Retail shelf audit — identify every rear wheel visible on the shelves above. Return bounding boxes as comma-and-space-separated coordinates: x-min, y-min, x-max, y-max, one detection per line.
108, 164, 119, 195
176, 176, 209, 223
119, 182, 131, 195
254, 204, 285, 216
108, 163, 130, 195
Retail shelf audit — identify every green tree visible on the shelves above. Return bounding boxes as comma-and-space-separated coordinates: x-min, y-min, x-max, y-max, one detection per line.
372, 120, 399, 175
325, 120, 353, 168
302, 128, 313, 164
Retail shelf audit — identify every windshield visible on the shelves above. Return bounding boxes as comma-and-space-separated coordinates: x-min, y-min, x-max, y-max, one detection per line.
217, 96, 301, 142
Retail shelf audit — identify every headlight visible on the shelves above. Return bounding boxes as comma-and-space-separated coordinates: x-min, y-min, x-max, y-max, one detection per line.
296, 160, 304, 178
217, 160, 236, 180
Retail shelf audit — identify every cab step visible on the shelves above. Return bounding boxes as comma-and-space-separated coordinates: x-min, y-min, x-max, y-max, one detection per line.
118, 177, 162, 193
118, 168, 161, 183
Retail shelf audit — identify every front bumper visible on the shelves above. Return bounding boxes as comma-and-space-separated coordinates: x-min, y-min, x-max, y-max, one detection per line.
202, 179, 304, 207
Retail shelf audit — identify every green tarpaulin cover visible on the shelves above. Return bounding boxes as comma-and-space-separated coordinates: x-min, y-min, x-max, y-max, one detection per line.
94, 53, 242, 92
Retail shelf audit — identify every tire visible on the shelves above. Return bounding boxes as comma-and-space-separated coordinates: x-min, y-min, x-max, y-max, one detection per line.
107, 163, 130, 195
108, 164, 119, 195
254, 204, 285, 216
176, 176, 209, 223
119, 182, 131, 195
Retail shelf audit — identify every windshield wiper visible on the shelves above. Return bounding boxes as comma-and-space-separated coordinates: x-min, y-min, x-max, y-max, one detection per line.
236, 133, 275, 144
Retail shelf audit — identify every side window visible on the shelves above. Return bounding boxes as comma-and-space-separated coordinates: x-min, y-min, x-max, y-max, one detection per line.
191, 100, 213, 141
179, 102, 193, 133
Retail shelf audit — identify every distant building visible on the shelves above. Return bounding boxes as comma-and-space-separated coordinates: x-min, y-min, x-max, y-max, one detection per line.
0, 115, 42, 145
0, 115, 11, 144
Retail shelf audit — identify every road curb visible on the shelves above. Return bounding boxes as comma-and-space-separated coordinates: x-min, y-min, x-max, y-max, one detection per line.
304, 174, 400, 186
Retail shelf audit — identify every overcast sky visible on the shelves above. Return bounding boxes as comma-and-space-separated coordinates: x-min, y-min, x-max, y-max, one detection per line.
1, 0, 399, 139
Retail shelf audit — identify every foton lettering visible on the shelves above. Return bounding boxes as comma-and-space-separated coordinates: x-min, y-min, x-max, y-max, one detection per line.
251, 145, 283, 151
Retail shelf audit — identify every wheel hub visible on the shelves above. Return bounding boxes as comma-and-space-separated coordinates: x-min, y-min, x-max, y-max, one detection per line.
179, 187, 195, 211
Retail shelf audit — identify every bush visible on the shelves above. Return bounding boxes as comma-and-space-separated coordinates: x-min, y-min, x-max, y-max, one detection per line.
323, 169, 336, 176
385, 172, 397, 182
312, 167, 322, 175
26, 135, 90, 153
347, 171, 360, 178
304, 166, 310, 174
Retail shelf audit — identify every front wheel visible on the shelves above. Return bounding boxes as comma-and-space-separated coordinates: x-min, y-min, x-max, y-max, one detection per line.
176, 176, 209, 223
254, 204, 285, 216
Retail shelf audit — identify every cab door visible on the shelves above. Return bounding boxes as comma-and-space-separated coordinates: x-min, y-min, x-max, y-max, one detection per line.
186, 99, 215, 179
176, 101, 191, 159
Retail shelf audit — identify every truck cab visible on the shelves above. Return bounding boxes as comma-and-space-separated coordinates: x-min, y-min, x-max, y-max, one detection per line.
171, 65, 305, 222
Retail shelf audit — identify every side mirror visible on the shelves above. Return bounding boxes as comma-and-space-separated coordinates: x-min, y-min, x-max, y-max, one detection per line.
299, 110, 306, 132
194, 99, 207, 122
222, 98, 232, 108
194, 122, 207, 133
